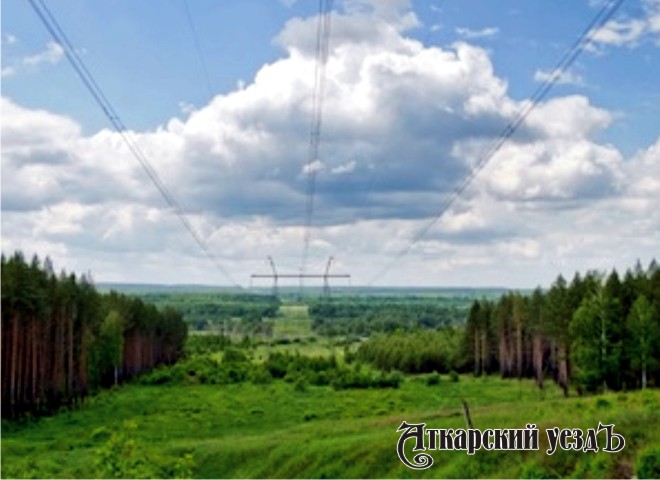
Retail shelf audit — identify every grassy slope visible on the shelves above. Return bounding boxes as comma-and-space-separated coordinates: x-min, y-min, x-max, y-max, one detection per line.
2, 376, 658, 478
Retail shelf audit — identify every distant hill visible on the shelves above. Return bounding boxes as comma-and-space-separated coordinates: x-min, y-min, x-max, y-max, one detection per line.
96, 283, 240, 294
96, 283, 510, 298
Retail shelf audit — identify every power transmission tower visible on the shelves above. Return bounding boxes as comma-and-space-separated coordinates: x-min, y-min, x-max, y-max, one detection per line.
267, 256, 278, 297
323, 256, 334, 297
251, 257, 349, 299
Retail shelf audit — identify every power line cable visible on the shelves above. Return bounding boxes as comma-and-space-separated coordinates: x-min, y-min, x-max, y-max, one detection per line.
366, 0, 626, 286
301, 0, 333, 278
182, 0, 215, 99
28, 0, 241, 288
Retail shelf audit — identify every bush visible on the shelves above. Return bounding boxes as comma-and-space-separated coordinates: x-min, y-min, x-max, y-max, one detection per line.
294, 377, 308, 393
426, 372, 441, 386
449, 370, 459, 382
356, 329, 462, 374
95, 420, 195, 478
249, 368, 272, 385
637, 447, 660, 479
520, 462, 558, 479
331, 368, 402, 390
223, 347, 249, 363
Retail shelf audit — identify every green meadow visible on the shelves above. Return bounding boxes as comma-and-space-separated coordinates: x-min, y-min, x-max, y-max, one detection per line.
2, 374, 659, 478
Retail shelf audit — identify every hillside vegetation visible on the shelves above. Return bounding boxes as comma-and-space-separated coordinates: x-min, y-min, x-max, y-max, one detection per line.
2, 375, 658, 478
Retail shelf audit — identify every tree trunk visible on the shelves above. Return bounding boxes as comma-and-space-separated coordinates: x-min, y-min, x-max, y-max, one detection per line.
474, 332, 480, 375
642, 357, 647, 390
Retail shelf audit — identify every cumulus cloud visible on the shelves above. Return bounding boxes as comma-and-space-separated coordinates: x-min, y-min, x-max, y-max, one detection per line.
588, 0, 660, 50
1, 0, 657, 286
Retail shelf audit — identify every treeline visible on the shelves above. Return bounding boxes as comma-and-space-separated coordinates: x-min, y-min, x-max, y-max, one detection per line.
1, 252, 188, 418
140, 349, 402, 391
356, 329, 463, 374
465, 260, 660, 394
309, 296, 467, 336
140, 292, 280, 331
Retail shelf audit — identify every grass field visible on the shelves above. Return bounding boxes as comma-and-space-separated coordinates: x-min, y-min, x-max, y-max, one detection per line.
2, 374, 658, 478
273, 304, 314, 339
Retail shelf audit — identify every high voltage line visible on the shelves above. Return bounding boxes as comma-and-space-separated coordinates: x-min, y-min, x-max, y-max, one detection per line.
300, 0, 333, 280
27, 0, 626, 289
366, 0, 626, 286
182, 0, 215, 100
28, 0, 241, 288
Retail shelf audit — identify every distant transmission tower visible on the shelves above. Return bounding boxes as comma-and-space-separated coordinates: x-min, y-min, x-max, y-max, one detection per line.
267, 256, 278, 297
250, 256, 349, 299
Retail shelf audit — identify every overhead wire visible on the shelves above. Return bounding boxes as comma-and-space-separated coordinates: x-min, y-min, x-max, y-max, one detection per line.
366, 0, 626, 286
28, 0, 242, 288
182, 0, 215, 100
300, 0, 333, 281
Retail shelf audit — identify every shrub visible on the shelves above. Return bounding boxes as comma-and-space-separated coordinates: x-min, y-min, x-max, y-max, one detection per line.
426, 372, 441, 386
294, 377, 308, 393
249, 368, 273, 385
223, 347, 249, 363
637, 446, 660, 479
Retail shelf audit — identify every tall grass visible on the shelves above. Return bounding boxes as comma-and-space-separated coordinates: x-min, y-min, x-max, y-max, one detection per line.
2, 375, 658, 478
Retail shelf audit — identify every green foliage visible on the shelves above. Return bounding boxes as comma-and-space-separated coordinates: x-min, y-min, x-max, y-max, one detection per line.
1, 251, 188, 419
95, 420, 195, 478
520, 462, 558, 479
139, 291, 280, 333
2, 377, 657, 479
627, 295, 660, 389
426, 372, 441, 385
184, 333, 232, 355
223, 347, 249, 363
637, 446, 660, 479
96, 420, 158, 478
465, 259, 660, 393
308, 295, 470, 336
356, 328, 463, 373
139, 354, 257, 386
330, 368, 402, 390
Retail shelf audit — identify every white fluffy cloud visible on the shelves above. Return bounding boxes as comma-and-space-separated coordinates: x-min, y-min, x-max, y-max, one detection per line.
1, 0, 657, 287
588, 0, 660, 50
455, 27, 500, 39
1, 41, 64, 78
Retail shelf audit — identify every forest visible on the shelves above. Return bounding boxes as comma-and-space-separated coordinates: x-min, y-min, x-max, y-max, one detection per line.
463, 260, 660, 394
308, 295, 471, 336
1, 252, 188, 419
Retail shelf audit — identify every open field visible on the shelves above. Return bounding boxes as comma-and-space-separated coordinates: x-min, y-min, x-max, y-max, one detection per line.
2, 375, 659, 478
273, 304, 314, 339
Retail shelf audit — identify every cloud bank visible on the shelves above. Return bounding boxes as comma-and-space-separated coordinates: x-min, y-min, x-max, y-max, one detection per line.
1, 0, 658, 287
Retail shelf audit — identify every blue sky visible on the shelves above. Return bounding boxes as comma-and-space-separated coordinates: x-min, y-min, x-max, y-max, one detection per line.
2, 0, 659, 287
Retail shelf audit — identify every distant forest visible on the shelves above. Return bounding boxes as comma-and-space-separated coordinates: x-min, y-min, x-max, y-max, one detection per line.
1, 252, 188, 419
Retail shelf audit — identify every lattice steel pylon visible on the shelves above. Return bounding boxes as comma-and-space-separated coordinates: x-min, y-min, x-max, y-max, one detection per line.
267, 256, 278, 297
250, 257, 349, 299
323, 256, 334, 297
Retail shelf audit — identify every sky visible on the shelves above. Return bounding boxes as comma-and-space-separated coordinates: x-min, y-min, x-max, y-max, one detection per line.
1, 0, 659, 289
